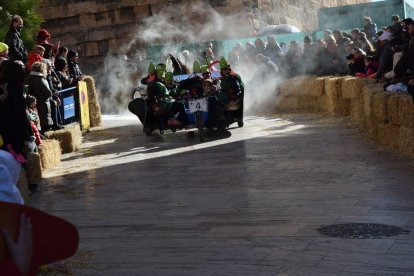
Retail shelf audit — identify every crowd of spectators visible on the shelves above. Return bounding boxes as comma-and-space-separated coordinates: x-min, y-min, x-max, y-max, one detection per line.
0, 15, 84, 162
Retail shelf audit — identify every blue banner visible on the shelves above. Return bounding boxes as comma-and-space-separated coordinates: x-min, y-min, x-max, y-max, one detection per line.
63, 96, 75, 119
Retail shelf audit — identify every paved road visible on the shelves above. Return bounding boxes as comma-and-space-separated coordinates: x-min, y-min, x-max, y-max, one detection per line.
31, 114, 414, 275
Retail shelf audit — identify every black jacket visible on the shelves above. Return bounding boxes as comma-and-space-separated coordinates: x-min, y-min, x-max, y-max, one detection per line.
4, 28, 27, 63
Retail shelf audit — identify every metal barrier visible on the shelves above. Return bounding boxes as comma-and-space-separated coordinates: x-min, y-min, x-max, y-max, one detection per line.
57, 86, 78, 125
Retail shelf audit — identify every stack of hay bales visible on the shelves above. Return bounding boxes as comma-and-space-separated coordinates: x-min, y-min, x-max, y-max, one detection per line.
397, 94, 414, 155
39, 139, 61, 170
342, 77, 376, 127
45, 123, 82, 153
276, 78, 300, 112
325, 77, 350, 116
362, 83, 383, 138
83, 75, 102, 127
276, 77, 328, 113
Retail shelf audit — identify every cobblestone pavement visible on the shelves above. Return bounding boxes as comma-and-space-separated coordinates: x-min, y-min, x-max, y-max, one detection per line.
30, 114, 414, 275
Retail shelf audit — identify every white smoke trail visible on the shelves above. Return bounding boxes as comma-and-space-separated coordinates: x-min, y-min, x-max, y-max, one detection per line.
96, 2, 283, 116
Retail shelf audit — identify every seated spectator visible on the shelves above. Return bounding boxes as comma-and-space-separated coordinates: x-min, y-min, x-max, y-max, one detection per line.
363, 16, 377, 41
333, 30, 349, 49
26, 95, 43, 147
347, 48, 366, 75
323, 29, 332, 38
281, 41, 302, 78
255, 53, 279, 75
356, 55, 379, 78
67, 50, 83, 82
350, 28, 361, 48
26, 45, 45, 72
357, 32, 375, 55
243, 41, 256, 65
376, 31, 394, 80
28, 62, 54, 133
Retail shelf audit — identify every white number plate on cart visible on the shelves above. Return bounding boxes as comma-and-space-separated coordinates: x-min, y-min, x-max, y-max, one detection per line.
189, 98, 208, 113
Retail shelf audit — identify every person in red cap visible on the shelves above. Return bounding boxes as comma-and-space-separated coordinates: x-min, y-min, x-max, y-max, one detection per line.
36, 29, 59, 59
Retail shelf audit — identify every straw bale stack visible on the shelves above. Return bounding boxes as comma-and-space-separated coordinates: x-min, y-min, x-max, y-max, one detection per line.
372, 91, 391, 123
375, 123, 399, 149
275, 96, 298, 112
39, 139, 61, 170
387, 93, 400, 125
363, 85, 378, 137
342, 77, 376, 99
16, 169, 30, 203
398, 94, 414, 128
279, 77, 325, 97
83, 75, 102, 127
325, 77, 350, 116
297, 95, 321, 113
399, 126, 414, 155
26, 152, 42, 184
45, 123, 82, 153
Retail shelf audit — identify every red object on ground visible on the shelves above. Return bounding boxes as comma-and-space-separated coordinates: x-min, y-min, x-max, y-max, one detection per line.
0, 202, 79, 271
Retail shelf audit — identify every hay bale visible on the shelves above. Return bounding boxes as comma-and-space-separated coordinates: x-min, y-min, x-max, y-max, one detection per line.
317, 95, 329, 112
387, 93, 400, 125
399, 127, 414, 155
398, 94, 414, 128
275, 95, 298, 112
278, 77, 325, 97
372, 91, 391, 123
342, 77, 376, 99
375, 123, 399, 149
39, 139, 61, 170
16, 169, 30, 203
363, 85, 377, 137
45, 123, 82, 153
83, 75, 102, 127
26, 152, 42, 184
297, 95, 320, 113
325, 77, 350, 116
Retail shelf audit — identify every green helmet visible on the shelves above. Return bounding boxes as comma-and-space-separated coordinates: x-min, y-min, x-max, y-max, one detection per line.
219, 56, 229, 69
165, 71, 173, 83
193, 60, 201, 73
148, 61, 156, 74
156, 63, 166, 79
200, 65, 210, 74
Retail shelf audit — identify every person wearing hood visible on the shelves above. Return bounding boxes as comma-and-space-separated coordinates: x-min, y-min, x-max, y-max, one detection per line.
4, 15, 27, 63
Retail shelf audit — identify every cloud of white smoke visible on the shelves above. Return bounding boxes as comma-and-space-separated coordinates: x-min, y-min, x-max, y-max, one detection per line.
96, 2, 282, 116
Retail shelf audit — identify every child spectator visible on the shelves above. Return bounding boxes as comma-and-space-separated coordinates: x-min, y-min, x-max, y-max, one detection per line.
356, 55, 379, 78
26, 45, 45, 72
26, 95, 43, 147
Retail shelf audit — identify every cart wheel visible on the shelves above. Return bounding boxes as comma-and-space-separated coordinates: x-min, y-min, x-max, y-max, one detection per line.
144, 127, 152, 136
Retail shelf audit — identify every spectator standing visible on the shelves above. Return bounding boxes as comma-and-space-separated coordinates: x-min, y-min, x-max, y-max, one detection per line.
264, 35, 283, 65
4, 15, 27, 63
363, 16, 377, 41
357, 32, 375, 55
390, 14, 403, 38
67, 50, 83, 82
28, 62, 54, 133
350, 28, 361, 48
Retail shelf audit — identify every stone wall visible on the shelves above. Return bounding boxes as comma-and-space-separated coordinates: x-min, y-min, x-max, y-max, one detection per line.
38, 0, 369, 74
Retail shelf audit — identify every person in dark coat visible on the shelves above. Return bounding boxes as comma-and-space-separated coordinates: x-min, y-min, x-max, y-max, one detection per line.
28, 62, 54, 132
4, 15, 28, 63
0, 61, 33, 156
67, 50, 83, 81
363, 16, 377, 41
